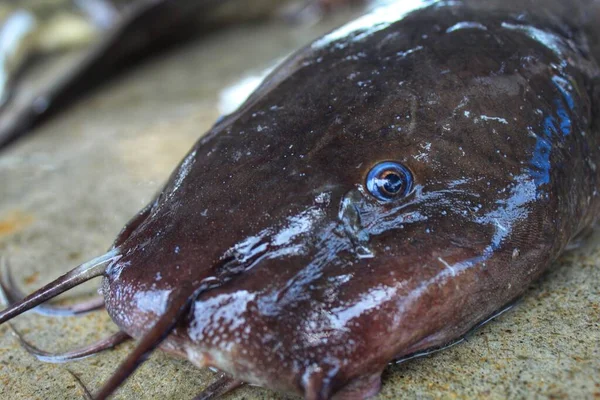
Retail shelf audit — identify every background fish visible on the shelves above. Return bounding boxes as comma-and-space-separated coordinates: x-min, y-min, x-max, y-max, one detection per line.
0, 0, 363, 150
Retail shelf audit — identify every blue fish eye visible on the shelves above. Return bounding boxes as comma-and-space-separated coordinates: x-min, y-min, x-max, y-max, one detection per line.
366, 162, 413, 201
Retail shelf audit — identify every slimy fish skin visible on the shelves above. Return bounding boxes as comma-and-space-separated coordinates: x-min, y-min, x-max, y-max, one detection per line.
2, 0, 600, 399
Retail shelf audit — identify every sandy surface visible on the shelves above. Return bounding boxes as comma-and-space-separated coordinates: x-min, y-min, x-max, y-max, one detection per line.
0, 10, 598, 400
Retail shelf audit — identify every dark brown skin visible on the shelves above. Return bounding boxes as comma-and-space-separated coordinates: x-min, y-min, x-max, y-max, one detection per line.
2, 0, 600, 399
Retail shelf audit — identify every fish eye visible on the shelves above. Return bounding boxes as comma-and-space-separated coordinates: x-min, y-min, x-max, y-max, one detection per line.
366, 162, 413, 201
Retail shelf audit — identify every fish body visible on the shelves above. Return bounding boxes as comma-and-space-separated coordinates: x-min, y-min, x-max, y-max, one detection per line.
2, 0, 600, 399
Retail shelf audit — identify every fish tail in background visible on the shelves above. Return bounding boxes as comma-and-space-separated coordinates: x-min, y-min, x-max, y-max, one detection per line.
0, 0, 225, 151
0, 9, 37, 112
0, 249, 119, 324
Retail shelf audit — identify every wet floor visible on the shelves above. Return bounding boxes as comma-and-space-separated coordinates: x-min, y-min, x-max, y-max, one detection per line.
0, 10, 598, 400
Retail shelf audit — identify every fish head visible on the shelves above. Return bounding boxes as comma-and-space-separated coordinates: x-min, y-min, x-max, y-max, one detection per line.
102, 1, 583, 397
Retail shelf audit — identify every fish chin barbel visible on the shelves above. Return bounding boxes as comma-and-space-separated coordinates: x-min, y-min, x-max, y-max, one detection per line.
3, 0, 600, 399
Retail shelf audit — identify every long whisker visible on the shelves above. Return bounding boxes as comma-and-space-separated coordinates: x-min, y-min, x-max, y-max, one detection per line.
94, 284, 197, 400
8, 322, 130, 363
0, 257, 105, 316
66, 369, 94, 400
193, 373, 244, 400
0, 249, 119, 324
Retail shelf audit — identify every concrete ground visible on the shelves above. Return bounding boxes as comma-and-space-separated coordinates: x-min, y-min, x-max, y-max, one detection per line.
0, 10, 598, 400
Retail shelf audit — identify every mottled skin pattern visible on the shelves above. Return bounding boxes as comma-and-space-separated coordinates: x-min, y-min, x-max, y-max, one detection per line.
7, 0, 600, 399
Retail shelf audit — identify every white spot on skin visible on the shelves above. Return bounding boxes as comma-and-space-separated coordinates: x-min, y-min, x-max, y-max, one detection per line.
480, 115, 509, 124
453, 96, 469, 113
413, 142, 432, 161
355, 246, 374, 259
188, 290, 257, 341
447, 178, 472, 188
315, 192, 331, 205
446, 21, 488, 33
512, 248, 520, 259
397, 45, 423, 57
